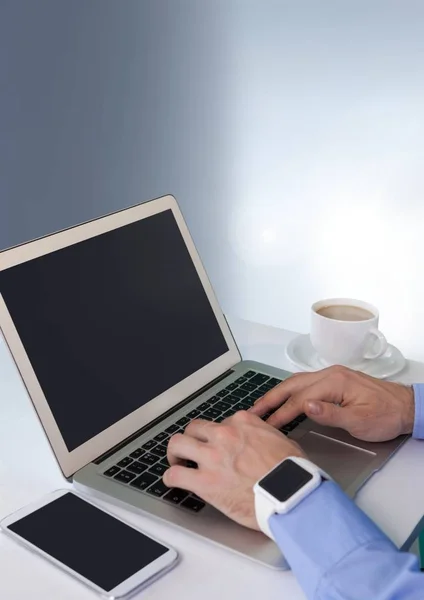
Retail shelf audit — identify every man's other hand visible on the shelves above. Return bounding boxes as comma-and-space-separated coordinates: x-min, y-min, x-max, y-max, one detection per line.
250, 366, 415, 442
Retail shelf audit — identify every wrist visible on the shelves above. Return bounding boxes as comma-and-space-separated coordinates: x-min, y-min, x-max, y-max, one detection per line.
254, 456, 329, 539
411, 384, 424, 439
398, 384, 415, 434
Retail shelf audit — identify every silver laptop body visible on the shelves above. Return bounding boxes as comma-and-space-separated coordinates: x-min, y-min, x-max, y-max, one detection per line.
0, 195, 407, 570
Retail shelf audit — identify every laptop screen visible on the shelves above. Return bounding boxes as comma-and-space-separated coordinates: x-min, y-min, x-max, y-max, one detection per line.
0, 209, 229, 452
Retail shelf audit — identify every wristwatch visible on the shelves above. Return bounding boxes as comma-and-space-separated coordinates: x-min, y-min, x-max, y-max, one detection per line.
253, 456, 331, 540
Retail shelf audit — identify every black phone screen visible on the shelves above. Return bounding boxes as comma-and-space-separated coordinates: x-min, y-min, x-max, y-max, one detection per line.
8, 492, 169, 592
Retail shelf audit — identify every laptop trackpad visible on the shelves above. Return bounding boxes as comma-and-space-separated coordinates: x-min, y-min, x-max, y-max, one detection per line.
299, 431, 376, 489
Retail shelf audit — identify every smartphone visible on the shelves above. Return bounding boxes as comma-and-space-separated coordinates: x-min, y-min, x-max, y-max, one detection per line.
0, 489, 178, 599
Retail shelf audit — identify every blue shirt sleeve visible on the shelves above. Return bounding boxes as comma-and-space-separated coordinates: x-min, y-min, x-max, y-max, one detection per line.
412, 383, 424, 439
270, 481, 422, 599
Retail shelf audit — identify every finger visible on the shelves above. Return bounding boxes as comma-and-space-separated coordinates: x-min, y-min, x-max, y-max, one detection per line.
250, 370, 330, 416
266, 376, 346, 428
184, 418, 219, 441
301, 400, 355, 430
163, 464, 201, 493
167, 432, 209, 466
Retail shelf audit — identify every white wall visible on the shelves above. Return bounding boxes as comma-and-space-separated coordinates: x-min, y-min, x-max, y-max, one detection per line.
1, 1, 424, 361
221, 1, 424, 362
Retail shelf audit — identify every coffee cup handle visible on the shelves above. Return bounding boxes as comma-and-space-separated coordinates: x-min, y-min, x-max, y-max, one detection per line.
363, 328, 388, 360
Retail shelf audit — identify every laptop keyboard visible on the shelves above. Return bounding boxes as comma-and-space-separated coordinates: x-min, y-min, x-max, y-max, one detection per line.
102, 369, 307, 514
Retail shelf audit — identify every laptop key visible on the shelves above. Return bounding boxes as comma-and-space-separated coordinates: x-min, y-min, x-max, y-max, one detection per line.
181, 497, 206, 513
243, 398, 256, 408
160, 456, 170, 468
130, 448, 144, 459
226, 382, 238, 391
215, 415, 225, 423
297, 413, 307, 422
154, 432, 169, 442
222, 408, 236, 419
200, 415, 214, 421
114, 470, 136, 483
146, 479, 169, 497
257, 384, 273, 395
117, 457, 133, 468
250, 373, 269, 386
225, 395, 241, 405
163, 488, 189, 505
232, 388, 249, 399
165, 424, 179, 434
214, 401, 231, 412
198, 402, 211, 411
217, 390, 229, 398
127, 461, 148, 475
104, 465, 120, 477
142, 440, 157, 450
244, 370, 257, 378
234, 377, 247, 385
177, 416, 190, 426
268, 378, 282, 387
208, 396, 221, 404
149, 463, 168, 477
203, 408, 221, 419
151, 444, 167, 458
187, 409, 201, 419
241, 382, 257, 392
130, 472, 157, 490
234, 402, 250, 412
138, 452, 159, 466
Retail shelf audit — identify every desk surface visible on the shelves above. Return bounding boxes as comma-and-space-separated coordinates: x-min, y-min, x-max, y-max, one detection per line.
0, 316, 423, 600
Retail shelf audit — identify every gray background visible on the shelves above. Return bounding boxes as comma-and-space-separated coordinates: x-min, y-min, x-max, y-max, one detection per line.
1, 1, 424, 360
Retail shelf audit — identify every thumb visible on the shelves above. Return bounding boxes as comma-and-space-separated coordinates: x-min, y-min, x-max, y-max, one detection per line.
305, 401, 348, 429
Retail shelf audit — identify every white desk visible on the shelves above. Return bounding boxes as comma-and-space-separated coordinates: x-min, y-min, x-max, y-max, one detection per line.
0, 315, 423, 600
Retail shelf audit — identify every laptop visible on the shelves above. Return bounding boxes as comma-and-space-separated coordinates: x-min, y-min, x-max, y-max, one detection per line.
0, 194, 407, 570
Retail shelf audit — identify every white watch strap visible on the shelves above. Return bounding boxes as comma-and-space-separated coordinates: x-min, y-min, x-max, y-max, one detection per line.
255, 488, 277, 540
254, 457, 331, 540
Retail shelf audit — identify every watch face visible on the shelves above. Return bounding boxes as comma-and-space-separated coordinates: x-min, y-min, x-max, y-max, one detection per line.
259, 459, 313, 502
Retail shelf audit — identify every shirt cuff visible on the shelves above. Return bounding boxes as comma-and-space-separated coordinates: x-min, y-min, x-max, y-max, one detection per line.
412, 384, 424, 439
269, 480, 396, 599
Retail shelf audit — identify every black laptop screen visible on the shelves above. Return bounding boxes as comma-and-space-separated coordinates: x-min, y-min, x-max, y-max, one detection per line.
0, 208, 229, 451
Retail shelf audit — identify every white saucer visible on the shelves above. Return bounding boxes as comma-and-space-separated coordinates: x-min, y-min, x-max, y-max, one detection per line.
286, 334, 406, 379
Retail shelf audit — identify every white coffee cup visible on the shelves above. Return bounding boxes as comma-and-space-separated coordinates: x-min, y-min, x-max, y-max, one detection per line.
310, 298, 388, 366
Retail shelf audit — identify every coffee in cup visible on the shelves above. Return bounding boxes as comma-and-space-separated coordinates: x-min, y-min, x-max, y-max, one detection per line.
315, 304, 374, 322
310, 298, 387, 366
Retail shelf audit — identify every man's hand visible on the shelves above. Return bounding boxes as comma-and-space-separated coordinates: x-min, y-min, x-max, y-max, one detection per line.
250, 366, 415, 442
163, 411, 306, 530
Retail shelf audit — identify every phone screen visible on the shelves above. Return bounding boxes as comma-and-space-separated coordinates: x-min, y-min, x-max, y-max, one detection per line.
7, 492, 168, 592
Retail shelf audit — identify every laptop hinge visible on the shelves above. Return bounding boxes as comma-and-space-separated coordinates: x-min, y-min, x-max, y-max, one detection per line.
93, 369, 235, 465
